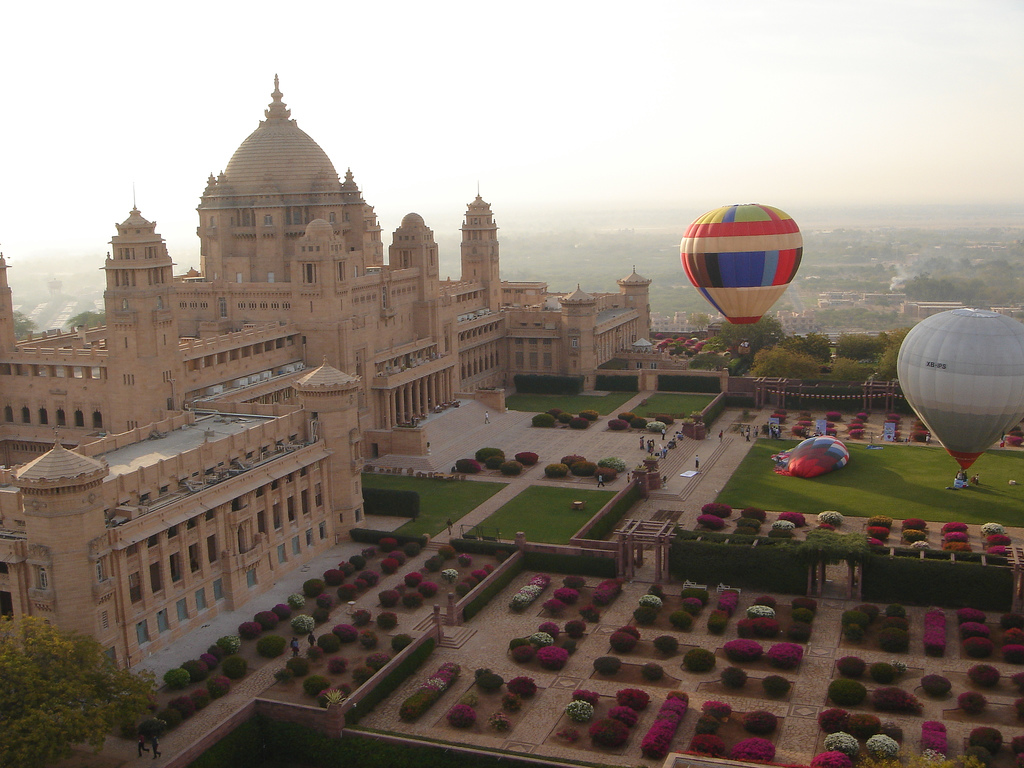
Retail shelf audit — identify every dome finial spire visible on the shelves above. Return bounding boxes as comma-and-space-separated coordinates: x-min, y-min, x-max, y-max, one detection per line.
265, 75, 291, 121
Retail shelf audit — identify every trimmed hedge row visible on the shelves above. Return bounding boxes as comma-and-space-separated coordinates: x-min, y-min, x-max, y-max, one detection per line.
862, 555, 1012, 611
669, 538, 806, 594
362, 487, 420, 519
702, 393, 726, 428
595, 374, 639, 392
349, 528, 428, 548
186, 716, 265, 768
513, 374, 583, 395
582, 482, 642, 541
657, 374, 721, 394
463, 556, 525, 622
451, 538, 518, 557
522, 550, 617, 578
344, 637, 436, 726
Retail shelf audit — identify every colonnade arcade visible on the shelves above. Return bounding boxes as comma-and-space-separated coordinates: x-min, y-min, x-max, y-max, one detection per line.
378, 367, 455, 428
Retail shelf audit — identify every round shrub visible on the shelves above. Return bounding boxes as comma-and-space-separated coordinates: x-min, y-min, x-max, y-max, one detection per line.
455, 458, 482, 473
969, 664, 1001, 688
837, 656, 866, 678
959, 691, 988, 715
865, 734, 900, 759
316, 632, 341, 653
723, 639, 763, 662
823, 732, 860, 758
608, 705, 638, 728
828, 679, 867, 706
447, 703, 477, 728
290, 614, 315, 634
221, 655, 247, 680
303, 675, 330, 697
537, 646, 569, 670
507, 676, 537, 697
256, 635, 287, 658
877, 627, 909, 652
391, 634, 413, 653
743, 710, 778, 736
920, 674, 951, 697
163, 668, 191, 690
499, 460, 523, 476
869, 662, 898, 684
565, 700, 595, 723
969, 727, 1004, 755
286, 656, 310, 677
812, 752, 853, 768
593, 656, 621, 676
206, 675, 230, 699
653, 635, 679, 655
964, 636, 995, 658
762, 675, 792, 698
846, 713, 881, 739
683, 648, 716, 672
544, 463, 569, 478
818, 708, 849, 734
690, 734, 727, 757
720, 666, 748, 689
302, 578, 326, 597
216, 635, 242, 654
589, 718, 629, 748
730, 738, 775, 762
532, 413, 555, 427
641, 662, 664, 681
669, 610, 693, 631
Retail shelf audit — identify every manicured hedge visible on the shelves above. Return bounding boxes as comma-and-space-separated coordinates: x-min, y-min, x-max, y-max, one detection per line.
702, 393, 726, 428
522, 550, 617, 578
582, 482, 642, 541
513, 374, 584, 395
186, 716, 264, 768
463, 556, 525, 622
595, 374, 639, 392
657, 374, 721, 394
349, 528, 428, 548
451, 538, 518, 557
862, 556, 1012, 611
362, 488, 420, 519
669, 538, 805, 594
344, 637, 436, 726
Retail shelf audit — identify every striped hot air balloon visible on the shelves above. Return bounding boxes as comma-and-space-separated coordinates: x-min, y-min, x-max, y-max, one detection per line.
680, 203, 802, 324
897, 308, 1024, 470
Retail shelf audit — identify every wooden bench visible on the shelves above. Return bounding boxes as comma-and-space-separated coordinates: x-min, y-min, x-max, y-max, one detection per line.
682, 580, 708, 591
716, 583, 741, 594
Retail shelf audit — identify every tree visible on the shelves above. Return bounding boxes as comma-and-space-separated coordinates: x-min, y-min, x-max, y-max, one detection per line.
713, 316, 784, 356
781, 332, 832, 364
12, 311, 34, 339
835, 333, 885, 362
687, 312, 710, 331
829, 357, 874, 381
875, 327, 913, 380
0, 616, 154, 768
749, 347, 821, 379
65, 311, 105, 330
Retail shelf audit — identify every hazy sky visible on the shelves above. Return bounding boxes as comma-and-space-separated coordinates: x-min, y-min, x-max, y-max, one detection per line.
2, 0, 1021, 270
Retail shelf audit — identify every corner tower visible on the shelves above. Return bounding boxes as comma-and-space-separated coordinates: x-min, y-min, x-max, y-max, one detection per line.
0, 255, 15, 351
460, 194, 500, 312
103, 208, 180, 430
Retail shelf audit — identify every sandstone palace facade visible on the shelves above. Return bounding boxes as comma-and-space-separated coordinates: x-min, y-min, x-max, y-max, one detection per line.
0, 79, 650, 667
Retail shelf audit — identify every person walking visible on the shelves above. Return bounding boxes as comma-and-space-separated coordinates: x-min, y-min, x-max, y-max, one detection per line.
150, 735, 161, 759
138, 734, 150, 757
290, 637, 300, 657
307, 631, 316, 647
446, 517, 453, 535
597, 475, 605, 488
640, 435, 645, 450
484, 411, 490, 424
718, 430, 723, 441
695, 454, 700, 470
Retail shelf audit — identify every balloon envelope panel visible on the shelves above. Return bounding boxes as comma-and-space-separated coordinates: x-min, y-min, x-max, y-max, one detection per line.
680, 203, 802, 324
897, 308, 1024, 469
785, 436, 850, 478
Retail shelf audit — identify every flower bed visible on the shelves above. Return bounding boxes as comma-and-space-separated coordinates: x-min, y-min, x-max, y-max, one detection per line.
399, 662, 461, 721
640, 691, 689, 759
509, 574, 551, 612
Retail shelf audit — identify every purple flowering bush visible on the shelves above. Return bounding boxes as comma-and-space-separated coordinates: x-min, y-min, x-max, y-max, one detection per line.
717, 590, 740, 616
730, 738, 776, 762
923, 609, 946, 656
921, 721, 947, 755
537, 645, 569, 670
697, 514, 726, 531
723, 639, 764, 662
765, 642, 804, 670
812, 752, 854, 768
639, 691, 688, 759
447, 703, 476, 728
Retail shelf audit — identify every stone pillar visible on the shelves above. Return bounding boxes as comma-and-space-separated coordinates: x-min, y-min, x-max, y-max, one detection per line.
433, 604, 443, 643
447, 591, 458, 626
515, 531, 526, 549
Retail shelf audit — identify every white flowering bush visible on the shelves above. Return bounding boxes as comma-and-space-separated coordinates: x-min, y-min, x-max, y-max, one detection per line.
291, 614, 315, 633
639, 594, 663, 609
509, 574, 551, 612
818, 511, 844, 526
823, 732, 860, 758
441, 568, 459, 583
922, 749, 946, 762
598, 457, 627, 472
866, 734, 900, 759
216, 635, 241, 654
287, 593, 306, 609
565, 700, 595, 722
747, 605, 776, 619
911, 540, 930, 549
772, 519, 796, 530
981, 522, 1006, 536
646, 421, 666, 433
529, 632, 555, 647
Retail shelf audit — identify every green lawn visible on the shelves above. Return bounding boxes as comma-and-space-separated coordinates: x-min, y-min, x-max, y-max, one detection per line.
361, 474, 506, 537
717, 441, 1024, 526
632, 393, 716, 418
505, 392, 635, 416
481, 485, 616, 544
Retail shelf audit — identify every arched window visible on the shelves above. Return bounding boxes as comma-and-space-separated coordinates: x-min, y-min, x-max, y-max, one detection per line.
56, 409, 66, 426
21, 407, 30, 424
3, 406, 11, 422
74, 410, 85, 427
92, 411, 103, 429
38, 408, 48, 425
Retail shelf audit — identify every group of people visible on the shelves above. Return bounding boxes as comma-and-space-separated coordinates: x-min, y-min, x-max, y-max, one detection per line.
764, 422, 782, 439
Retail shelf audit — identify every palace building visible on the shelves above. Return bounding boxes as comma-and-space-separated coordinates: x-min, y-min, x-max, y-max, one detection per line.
0, 79, 650, 666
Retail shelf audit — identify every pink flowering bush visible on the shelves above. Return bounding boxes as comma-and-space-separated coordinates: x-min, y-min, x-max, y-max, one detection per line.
572, 689, 600, 705
553, 587, 579, 604
689, 734, 726, 757
964, 636, 995, 658
447, 703, 476, 728
640, 691, 689, 759
723, 639, 764, 662
778, 511, 807, 526
589, 717, 630, 748
702, 700, 732, 719
616, 688, 650, 711
608, 705, 639, 728
765, 642, 804, 670
921, 721, 947, 755
717, 590, 740, 616
697, 514, 726, 531
923, 609, 946, 656
961, 621, 992, 639
871, 686, 922, 714
591, 579, 623, 606
730, 737, 776, 762
812, 752, 854, 768
537, 645, 569, 670
942, 522, 968, 534
701, 502, 732, 518
958, 606, 987, 623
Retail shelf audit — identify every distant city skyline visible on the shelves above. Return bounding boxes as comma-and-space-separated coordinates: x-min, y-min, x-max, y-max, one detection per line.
2, 0, 1021, 266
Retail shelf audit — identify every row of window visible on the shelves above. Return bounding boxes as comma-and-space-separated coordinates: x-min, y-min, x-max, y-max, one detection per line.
3, 406, 102, 429
0, 363, 103, 378
136, 580, 223, 644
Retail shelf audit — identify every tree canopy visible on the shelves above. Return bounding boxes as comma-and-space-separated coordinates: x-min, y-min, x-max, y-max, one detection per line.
12, 311, 34, 339
65, 310, 105, 330
749, 347, 821, 379
714, 316, 784, 356
781, 332, 832, 364
0, 616, 154, 768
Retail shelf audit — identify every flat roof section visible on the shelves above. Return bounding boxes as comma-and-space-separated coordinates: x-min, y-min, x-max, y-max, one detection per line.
103, 413, 276, 478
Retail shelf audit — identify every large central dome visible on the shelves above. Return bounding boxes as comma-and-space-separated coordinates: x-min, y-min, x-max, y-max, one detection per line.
221, 77, 340, 196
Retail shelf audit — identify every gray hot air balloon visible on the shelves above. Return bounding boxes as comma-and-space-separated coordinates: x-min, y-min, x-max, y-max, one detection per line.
897, 308, 1024, 469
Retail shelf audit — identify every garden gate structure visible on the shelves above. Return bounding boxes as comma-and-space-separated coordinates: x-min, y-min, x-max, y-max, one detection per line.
614, 518, 673, 581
